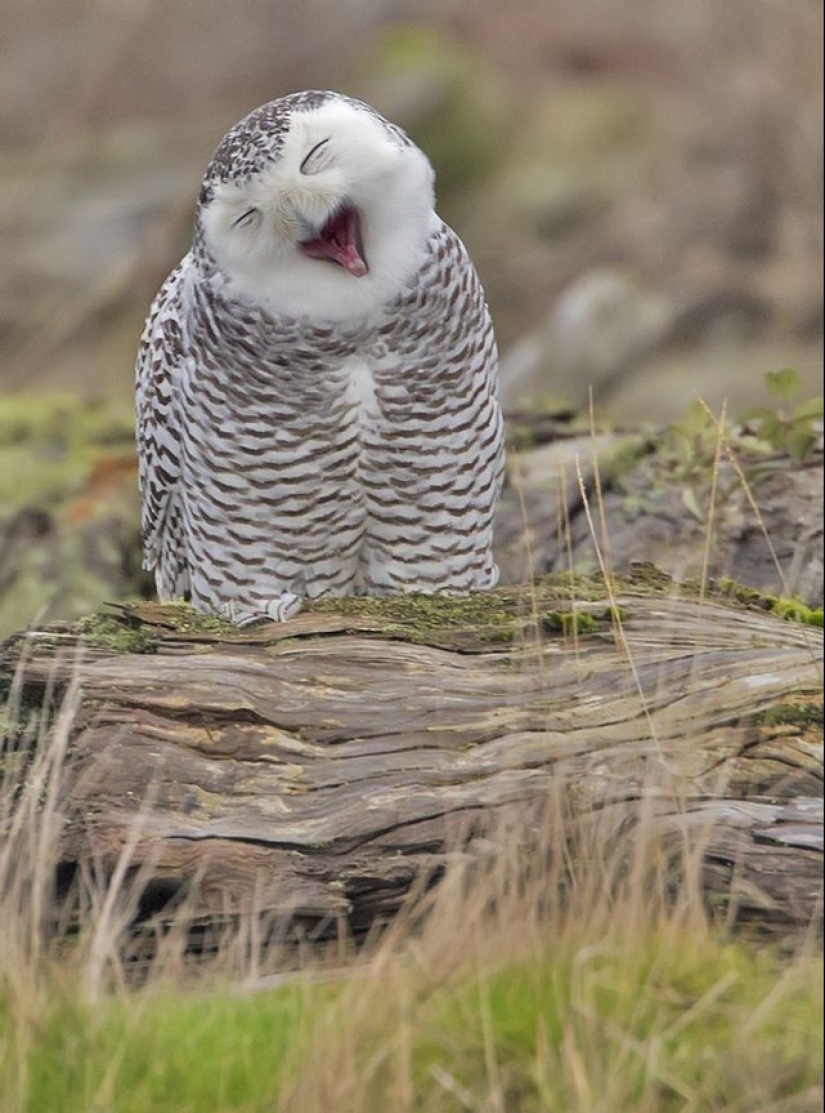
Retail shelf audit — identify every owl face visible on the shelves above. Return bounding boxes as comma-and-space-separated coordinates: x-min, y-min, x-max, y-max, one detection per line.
198, 96, 437, 321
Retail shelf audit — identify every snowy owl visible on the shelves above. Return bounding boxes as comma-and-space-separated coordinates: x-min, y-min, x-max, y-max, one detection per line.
136, 90, 504, 625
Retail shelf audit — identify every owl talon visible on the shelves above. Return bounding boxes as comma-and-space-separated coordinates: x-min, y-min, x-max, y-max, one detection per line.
219, 593, 303, 627
264, 593, 303, 622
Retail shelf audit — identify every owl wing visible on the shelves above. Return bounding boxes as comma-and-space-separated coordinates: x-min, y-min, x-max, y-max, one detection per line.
135, 259, 192, 599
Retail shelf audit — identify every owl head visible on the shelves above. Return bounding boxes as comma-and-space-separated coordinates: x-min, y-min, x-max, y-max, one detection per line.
196, 92, 437, 321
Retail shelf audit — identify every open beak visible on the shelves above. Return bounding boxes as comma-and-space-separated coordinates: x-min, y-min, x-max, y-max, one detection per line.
299, 205, 368, 277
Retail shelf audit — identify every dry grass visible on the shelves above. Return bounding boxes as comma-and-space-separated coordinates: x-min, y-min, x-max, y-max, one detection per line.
0, 4, 820, 1099
0, 651, 821, 1112
0, 410, 822, 1111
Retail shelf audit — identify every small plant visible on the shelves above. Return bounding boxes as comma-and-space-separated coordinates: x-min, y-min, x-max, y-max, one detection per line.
651, 369, 823, 523
741, 367, 824, 464
656, 399, 728, 522
662, 399, 728, 488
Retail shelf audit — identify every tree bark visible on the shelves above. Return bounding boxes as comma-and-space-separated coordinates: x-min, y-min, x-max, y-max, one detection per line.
2, 573, 822, 943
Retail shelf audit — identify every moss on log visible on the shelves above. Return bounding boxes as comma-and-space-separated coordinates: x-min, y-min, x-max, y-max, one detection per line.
1, 571, 822, 942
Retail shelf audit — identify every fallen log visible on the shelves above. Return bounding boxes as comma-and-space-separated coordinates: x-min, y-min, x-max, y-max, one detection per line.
1, 571, 822, 943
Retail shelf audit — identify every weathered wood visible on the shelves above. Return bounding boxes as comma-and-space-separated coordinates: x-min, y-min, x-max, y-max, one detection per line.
496, 415, 824, 606
2, 576, 822, 939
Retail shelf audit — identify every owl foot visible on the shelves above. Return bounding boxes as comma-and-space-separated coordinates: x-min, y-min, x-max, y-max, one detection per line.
220, 592, 304, 627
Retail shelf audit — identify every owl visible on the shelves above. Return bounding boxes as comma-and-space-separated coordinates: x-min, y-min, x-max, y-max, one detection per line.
136, 91, 504, 625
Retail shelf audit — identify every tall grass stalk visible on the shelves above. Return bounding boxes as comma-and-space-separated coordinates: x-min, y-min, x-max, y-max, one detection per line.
0, 418, 821, 1111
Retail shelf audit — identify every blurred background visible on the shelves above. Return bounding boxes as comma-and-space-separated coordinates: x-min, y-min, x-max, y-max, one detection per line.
1, 0, 822, 632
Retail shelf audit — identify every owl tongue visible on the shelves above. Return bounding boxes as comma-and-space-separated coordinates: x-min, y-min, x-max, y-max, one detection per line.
300, 205, 368, 277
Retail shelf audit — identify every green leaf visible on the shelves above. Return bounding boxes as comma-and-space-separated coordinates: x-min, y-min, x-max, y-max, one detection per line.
736, 433, 775, 458
786, 426, 819, 463
673, 400, 711, 438
681, 485, 703, 521
742, 406, 782, 424
792, 396, 824, 421
753, 413, 784, 449
764, 367, 800, 402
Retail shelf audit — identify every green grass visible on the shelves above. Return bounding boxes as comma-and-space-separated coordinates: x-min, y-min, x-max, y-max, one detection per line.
2, 925, 820, 1113
0, 684, 822, 1113
402, 936, 823, 1113
3, 982, 312, 1113
1, 387, 822, 1113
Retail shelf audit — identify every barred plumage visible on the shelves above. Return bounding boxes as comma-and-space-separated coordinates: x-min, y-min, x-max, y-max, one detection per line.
136, 91, 504, 624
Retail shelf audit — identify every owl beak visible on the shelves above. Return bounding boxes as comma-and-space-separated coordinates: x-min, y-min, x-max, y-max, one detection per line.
299, 205, 368, 277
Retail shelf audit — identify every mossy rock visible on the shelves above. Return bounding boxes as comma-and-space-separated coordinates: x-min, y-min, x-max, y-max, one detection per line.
0, 392, 143, 639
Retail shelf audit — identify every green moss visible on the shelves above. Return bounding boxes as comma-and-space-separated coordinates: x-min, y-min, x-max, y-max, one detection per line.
307, 590, 519, 648
12, 573, 638, 659
21, 602, 238, 657
0, 393, 142, 638
301, 571, 808, 653
309, 590, 510, 627
130, 600, 237, 638
542, 610, 600, 636
72, 602, 239, 653
304, 576, 636, 651
73, 613, 159, 655
620, 562, 679, 593
751, 700, 823, 731
711, 576, 774, 609
710, 577, 824, 627
771, 599, 824, 627
0, 393, 135, 514
15, 565, 814, 662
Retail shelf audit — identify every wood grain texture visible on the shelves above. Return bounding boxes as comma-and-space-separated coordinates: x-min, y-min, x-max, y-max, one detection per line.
3, 577, 822, 938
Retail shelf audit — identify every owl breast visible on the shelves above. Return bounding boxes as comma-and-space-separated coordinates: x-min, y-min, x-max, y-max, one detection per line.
176, 304, 500, 622
178, 327, 370, 617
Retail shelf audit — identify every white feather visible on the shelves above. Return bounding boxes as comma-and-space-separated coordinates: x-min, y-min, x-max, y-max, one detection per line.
200, 98, 437, 321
